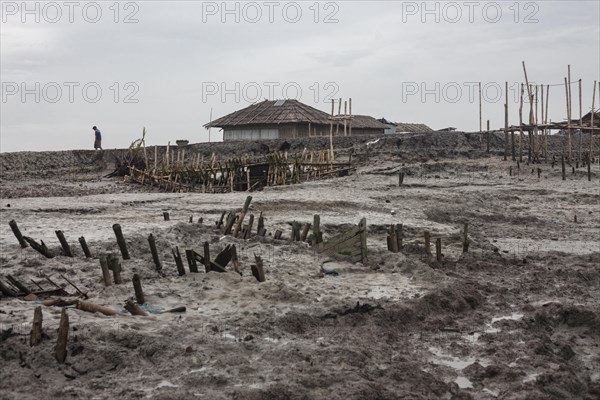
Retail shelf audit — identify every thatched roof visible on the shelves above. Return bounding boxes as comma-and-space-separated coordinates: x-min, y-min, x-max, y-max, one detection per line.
350, 115, 389, 130
395, 123, 434, 133
205, 99, 331, 128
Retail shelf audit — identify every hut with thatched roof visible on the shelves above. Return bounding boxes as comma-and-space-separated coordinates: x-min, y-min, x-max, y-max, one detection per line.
205, 99, 387, 141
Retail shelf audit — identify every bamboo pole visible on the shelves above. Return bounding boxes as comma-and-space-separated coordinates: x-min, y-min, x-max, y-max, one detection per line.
568, 65, 573, 162
349, 98, 352, 136
545, 84, 550, 158
519, 83, 524, 162
578, 79, 583, 162
590, 81, 597, 178
504, 81, 509, 161
479, 82, 482, 132
329, 99, 334, 162
565, 77, 571, 161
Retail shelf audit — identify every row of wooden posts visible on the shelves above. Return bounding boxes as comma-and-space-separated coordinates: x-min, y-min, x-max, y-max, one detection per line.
386, 223, 469, 263
493, 62, 599, 169
127, 149, 354, 193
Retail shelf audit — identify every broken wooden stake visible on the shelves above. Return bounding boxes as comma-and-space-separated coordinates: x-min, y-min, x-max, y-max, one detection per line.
436, 238, 442, 262
313, 215, 322, 245
124, 298, 148, 316
132, 274, 145, 305
203, 241, 211, 273
399, 172, 405, 186
396, 224, 403, 253
185, 249, 196, 274
78, 236, 92, 258
244, 214, 255, 239
257, 212, 264, 235
9, 220, 28, 248
108, 253, 123, 284
300, 223, 311, 242
172, 246, 185, 276
112, 224, 130, 260
30, 306, 43, 347
148, 234, 162, 273
424, 231, 431, 255
55, 230, 73, 257
7, 275, 31, 295
233, 196, 253, 237
99, 254, 112, 287
389, 225, 398, 253
55, 308, 69, 363
163, 212, 170, 221
76, 300, 126, 316
23, 236, 54, 258
251, 254, 265, 282
462, 223, 470, 253
274, 230, 283, 240
562, 156, 566, 181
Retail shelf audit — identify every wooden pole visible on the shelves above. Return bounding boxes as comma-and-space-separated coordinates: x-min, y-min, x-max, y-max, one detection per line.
396, 224, 403, 252
435, 238, 442, 262
251, 254, 266, 282
108, 253, 123, 284
313, 215, 322, 245
54, 308, 69, 363
562, 156, 566, 180
462, 223, 469, 253
519, 83, 524, 162
78, 236, 92, 258
329, 99, 335, 162
112, 224, 130, 260
30, 306, 43, 347
389, 225, 398, 253
486, 119, 490, 153
424, 231, 431, 255
504, 81, 509, 161
124, 298, 148, 316
148, 234, 162, 273
590, 81, 597, 181
203, 241, 211, 273
349, 98, 352, 136
172, 246, 185, 276
233, 196, 252, 238
185, 249, 197, 273
578, 79, 583, 162
55, 230, 73, 257
479, 82, 482, 132
99, 254, 112, 286
132, 274, 145, 304
565, 77, 571, 161
568, 65, 573, 162
8, 220, 28, 248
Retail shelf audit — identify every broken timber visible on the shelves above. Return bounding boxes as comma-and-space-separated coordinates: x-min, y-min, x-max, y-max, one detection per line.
316, 218, 367, 262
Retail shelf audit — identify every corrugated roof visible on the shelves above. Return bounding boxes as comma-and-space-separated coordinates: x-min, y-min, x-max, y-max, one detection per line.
205, 99, 331, 128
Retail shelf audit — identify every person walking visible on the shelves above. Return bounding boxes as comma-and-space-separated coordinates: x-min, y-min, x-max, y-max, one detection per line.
93, 126, 102, 150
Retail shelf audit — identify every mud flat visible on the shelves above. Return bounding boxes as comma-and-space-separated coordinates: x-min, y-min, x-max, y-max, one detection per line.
1, 132, 599, 399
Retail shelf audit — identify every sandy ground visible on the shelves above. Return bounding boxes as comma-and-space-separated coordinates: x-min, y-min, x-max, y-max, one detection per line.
1, 133, 599, 399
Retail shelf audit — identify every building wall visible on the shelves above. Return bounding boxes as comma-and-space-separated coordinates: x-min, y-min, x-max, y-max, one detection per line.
222, 124, 382, 141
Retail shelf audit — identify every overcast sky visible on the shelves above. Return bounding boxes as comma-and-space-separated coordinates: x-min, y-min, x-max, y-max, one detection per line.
1, 0, 599, 152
